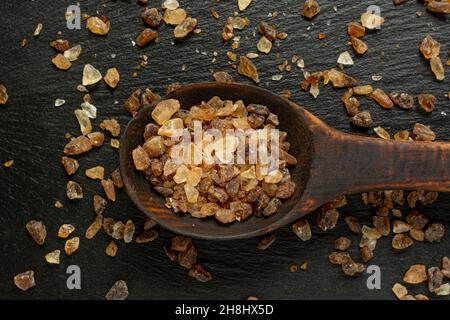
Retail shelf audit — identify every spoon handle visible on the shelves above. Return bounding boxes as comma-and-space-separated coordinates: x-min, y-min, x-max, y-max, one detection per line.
316, 132, 450, 194
296, 130, 450, 215
284, 103, 450, 218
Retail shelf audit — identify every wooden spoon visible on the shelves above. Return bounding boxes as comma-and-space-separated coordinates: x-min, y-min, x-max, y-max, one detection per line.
120, 82, 450, 240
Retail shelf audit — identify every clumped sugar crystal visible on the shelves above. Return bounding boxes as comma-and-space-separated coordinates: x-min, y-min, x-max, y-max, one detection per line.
132, 98, 297, 223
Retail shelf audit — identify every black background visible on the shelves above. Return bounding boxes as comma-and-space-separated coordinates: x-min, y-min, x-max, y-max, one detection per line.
0, 0, 449, 300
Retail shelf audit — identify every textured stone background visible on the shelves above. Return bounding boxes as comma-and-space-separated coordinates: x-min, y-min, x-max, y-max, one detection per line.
0, 0, 448, 299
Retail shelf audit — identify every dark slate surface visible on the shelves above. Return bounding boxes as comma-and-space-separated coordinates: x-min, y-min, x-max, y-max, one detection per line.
0, 0, 449, 300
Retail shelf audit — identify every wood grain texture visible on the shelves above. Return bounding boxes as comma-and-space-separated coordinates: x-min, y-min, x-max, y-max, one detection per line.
0, 0, 449, 300
296, 106, 450, 214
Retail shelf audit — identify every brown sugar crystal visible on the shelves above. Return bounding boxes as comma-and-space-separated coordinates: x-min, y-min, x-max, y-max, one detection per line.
50, 39, 70, 53
418, 93, 436, 113
420, 35, 440, 60
52, 54, 72, 70
141, 8, 163, 28
136, 28, 158, 47
302, 0, 320, 19
174, 17, 197, 40
0, 84, 8, 105
64, 136, 92, 155
26, 220, 47, 245
14, 271, 35, 291
347, 22, 365, 38
371, 89, 394, 109
351, 111, 373, 128
104, 68, 120, 89
66, 181, 83, 200
238, 56, 260, 83
62, 156, 79, 175
350, 36, 368, 55
132, 97, 296, 223
389, 92, 414, 110
86, 16, 110, 35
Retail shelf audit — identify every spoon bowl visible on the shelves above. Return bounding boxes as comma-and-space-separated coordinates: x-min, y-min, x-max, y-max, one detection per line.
120, 82, 450, 240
